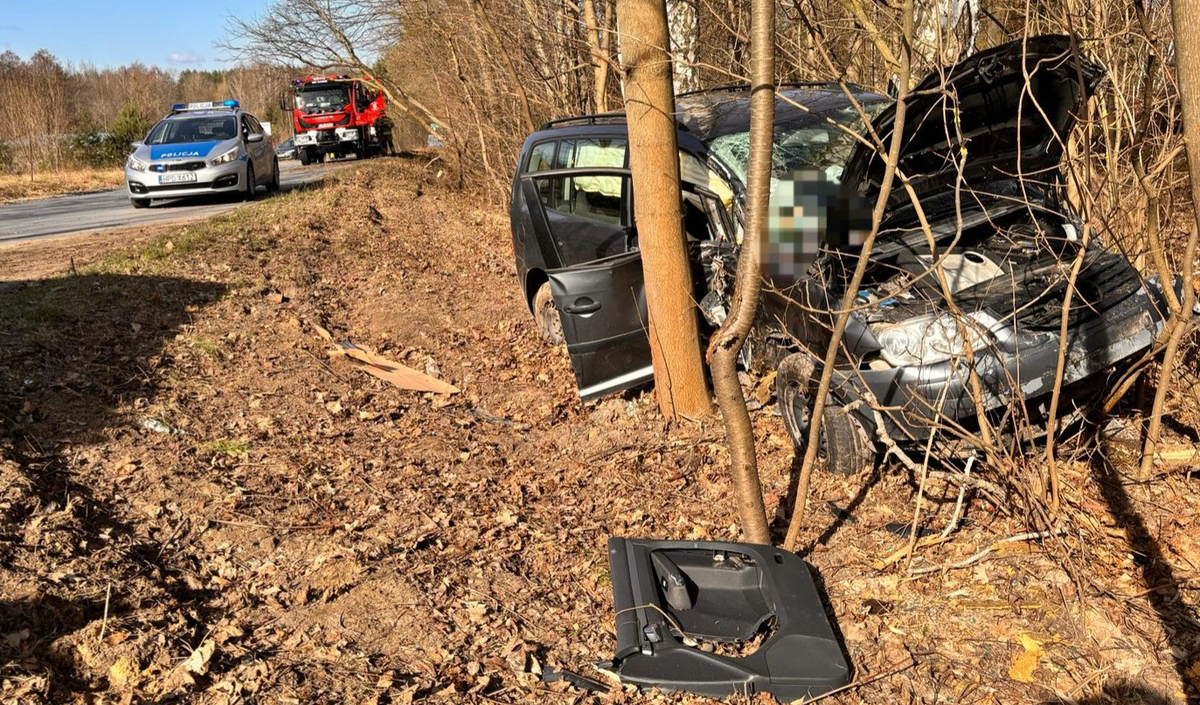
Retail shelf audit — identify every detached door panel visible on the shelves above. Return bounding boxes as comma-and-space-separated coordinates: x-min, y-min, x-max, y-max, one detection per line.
548, 251, 653, 400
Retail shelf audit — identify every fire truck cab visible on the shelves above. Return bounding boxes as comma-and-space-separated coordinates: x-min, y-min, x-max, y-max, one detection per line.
287, 75, 394, 165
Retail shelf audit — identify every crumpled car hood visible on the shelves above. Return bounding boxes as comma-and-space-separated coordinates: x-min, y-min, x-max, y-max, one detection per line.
842, 35, 1103, 210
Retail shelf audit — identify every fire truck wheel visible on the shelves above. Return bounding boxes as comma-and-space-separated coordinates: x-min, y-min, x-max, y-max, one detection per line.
243, 165, 257, 202
298, 149, 312, 166
268, 158, 280, 191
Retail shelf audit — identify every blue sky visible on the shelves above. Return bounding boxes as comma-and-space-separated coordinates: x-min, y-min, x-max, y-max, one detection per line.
0, 1, 273, 70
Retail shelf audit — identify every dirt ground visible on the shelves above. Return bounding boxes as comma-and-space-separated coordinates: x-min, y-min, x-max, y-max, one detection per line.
0, 169, 124, 205
2, 157, 1200, 705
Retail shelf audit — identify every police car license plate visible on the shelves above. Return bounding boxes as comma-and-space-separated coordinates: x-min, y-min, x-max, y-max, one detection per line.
158, 173, 198, 184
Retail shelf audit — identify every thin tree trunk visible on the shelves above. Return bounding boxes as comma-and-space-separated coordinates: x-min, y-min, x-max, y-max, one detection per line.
1142, 0, 1200, 477
704, 0, 773, 545
616, 0, 713, 419
784, 0, 915, 553
582, 0, 611, 112
668, 0, 700, 94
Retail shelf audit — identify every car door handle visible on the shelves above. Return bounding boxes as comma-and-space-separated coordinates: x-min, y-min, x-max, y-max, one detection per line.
563, 297, 601, 314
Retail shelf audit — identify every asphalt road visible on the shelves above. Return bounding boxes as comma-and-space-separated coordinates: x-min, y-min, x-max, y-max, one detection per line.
0, 160, 344, 244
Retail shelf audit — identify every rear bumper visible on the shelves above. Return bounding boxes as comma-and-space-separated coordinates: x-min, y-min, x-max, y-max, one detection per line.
835, 276, 1178, 440
126, 161, 245, 199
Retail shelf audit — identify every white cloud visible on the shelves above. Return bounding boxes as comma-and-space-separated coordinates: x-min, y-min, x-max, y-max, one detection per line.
168, 52, 204, 65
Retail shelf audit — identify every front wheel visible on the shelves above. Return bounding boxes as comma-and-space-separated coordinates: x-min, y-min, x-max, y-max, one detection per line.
776, 353, 876, 476
298, 148, 312, 166
130, 198, 150, 209
242, 165, 257, 201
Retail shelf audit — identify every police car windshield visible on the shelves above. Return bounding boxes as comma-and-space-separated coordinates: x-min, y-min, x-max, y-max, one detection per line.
296, 85, 350, 113
146, 116, 238, 145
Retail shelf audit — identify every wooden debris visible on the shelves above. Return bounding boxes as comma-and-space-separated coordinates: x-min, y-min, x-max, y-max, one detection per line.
314, 323, 459, 395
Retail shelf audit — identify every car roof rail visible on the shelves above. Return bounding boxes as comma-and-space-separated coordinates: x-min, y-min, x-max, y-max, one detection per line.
537, 112, 692, 132
537, 113, 627, 130
676, 80, 872, 98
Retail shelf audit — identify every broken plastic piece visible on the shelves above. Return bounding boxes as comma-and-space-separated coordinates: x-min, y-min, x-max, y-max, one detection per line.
541, 667, 610, 693
607, 538, 849, 700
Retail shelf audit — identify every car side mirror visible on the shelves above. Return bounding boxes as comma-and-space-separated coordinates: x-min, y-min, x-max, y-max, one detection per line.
246, 133, 265, 143
130, 141, 143, 149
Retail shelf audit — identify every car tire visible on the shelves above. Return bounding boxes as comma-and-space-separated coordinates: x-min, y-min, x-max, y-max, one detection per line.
243, 165, 257, 201
130, 198, 150, 209
268, 158, 281, 191
533, 282, 565, 346
776, 353, 876, 476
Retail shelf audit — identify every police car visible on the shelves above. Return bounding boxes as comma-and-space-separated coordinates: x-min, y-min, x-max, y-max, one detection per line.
125, 101, 279, 208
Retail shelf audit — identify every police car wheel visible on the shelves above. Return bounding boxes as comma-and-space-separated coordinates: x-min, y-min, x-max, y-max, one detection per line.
130, 198, 150, 209
243, 165, 257, 201
269, 158, 280, 191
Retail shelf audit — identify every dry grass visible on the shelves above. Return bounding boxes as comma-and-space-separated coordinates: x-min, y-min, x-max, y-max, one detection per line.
0, 168, 124, 204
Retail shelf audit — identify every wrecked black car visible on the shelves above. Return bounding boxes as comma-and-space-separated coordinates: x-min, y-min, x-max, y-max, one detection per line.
509, 36, 1177, 470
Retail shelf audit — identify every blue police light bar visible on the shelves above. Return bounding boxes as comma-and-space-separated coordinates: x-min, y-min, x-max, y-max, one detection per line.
171, 100, 240, 112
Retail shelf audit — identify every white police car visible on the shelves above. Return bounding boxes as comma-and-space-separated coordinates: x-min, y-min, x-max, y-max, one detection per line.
125, 101, 279, 209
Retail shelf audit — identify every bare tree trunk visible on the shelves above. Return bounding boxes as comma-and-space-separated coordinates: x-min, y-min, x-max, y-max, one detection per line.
705, 0, 772, 544
668, 0, 701, 93
582, 0, 612, 112
616, 0, 713, 419
1141, 0, 1200, 477
784, 0, 915, 553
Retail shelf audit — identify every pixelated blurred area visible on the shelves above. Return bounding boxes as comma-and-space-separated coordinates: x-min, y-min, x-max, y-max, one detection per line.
762, 169, 872, 287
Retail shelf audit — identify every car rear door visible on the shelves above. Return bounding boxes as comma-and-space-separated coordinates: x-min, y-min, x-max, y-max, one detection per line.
548, 250, 653, 401
519, 165, 652, 400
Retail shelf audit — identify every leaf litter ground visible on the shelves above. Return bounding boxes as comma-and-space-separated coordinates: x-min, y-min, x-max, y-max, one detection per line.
1, 158, 1199, 704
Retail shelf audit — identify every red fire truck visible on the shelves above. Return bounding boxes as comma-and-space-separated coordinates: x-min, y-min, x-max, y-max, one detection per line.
286, 75, 394, 165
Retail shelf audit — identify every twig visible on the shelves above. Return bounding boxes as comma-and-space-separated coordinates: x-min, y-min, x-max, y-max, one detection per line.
798, 657, 917, 703
98, 581, 112, 642
908, 530, 1066, 576
939, 452, 976, 540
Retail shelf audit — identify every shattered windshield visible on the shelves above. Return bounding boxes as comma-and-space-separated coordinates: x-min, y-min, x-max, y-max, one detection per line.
296, 85, 350, 113
145, 116, 237, 145
707, 102, 885, 185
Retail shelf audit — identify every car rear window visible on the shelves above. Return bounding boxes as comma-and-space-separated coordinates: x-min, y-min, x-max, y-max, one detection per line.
526, 141, 556, 172
554, 138, 626, 169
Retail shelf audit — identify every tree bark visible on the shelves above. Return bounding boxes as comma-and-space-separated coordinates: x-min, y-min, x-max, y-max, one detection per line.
704, 0, 773, 544
581, 0, 611, 113
667, 0, 700, 94
1141, 0, 1200, 477
616, 0, 713, 419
